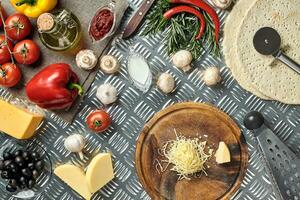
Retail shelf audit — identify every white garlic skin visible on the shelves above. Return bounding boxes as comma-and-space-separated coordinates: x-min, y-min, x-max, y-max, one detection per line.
202, 67, 222, 86
100, 55, 120, 74
211, 0, 232, 9
96, 84, 118, 105
76, 49, 98, 70
64, 134, 85, 153
157, 73, 175, 94
172, 50, 193, 72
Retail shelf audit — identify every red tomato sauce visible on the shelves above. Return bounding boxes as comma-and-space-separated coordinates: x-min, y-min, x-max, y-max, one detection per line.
89, 9, 114, 41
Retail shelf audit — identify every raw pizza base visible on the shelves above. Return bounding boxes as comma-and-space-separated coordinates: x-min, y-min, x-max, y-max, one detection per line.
236, 0, 300, 104
222, 0, 271, 100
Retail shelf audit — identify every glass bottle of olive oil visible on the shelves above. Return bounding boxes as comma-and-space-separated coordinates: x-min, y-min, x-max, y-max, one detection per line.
37, 10, 82, 52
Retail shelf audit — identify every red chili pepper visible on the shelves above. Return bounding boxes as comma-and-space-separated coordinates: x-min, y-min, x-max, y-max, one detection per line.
169, 0, 220, 43
163, 5, 206, 40
26, 63, 83, 110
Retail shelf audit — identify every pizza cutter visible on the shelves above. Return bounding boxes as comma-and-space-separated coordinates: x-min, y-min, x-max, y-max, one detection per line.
244, 111, 300, 200
253, 27, 300, 75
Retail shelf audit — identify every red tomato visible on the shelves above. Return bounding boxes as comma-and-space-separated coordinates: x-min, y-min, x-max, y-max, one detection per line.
0, 35, 13, 64
0, 63, 22, 87
86, 110, 112, 133
0, 6, 7, 29
5, 13, 32, 41
14, 40, 40, 65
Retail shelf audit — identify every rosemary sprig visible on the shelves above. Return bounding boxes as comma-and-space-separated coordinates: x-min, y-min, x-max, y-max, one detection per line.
143, 0, 220, 59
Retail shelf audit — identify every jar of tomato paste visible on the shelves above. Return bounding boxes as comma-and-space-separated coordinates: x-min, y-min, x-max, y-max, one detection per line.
89, 0, 118, 42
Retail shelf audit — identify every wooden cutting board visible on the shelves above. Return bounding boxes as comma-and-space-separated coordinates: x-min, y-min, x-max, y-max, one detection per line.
135, 102, 248, 200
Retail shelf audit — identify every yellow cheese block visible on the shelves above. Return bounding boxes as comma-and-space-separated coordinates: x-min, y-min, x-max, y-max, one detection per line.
54, 164, 92, 200
0, 100, 44, 139
86, 153, 114, 193
215, 141, 231, 164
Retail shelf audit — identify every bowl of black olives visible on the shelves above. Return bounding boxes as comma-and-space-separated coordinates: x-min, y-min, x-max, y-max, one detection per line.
0, 140, 52, 199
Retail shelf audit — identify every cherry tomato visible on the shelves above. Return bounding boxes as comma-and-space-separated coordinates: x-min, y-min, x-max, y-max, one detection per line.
0, 63, 22, 87
86, 110, 111, 133
0, 35, 13, 64
0, 5, 7, 29
5, 13, 32, 41
14, 40, 40, 65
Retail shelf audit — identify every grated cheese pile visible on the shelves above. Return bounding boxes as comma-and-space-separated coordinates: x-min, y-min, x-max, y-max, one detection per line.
161, 133, 212, 180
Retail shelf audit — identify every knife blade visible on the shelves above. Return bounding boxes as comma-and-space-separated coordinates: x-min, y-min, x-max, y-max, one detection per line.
122, 0, 155, 39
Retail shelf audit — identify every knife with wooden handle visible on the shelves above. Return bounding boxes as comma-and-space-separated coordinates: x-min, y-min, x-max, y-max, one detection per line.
122, 0, 155, 39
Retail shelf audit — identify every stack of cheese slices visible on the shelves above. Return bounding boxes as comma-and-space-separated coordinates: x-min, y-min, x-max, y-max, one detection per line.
223, 0, 300, 104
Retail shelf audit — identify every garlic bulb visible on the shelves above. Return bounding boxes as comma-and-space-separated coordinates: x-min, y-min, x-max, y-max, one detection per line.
202, 67, 222, 86
100, 55, 120, 74
96, 84, 118, 105
211, 0, 232, 9
157, 73, 175, 94
76, 49, 98, 70
64, 134, 85, 159
172, 50, 193, 72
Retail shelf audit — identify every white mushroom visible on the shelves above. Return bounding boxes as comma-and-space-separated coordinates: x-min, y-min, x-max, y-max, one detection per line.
157, 73, 175, 94
76, 49, 98, 70
202, 67, 222, 86
64, 134, 85, 159
211, 0, 232, 9
100, 55, 120, 74
96, 84, 117, 105
172, 50, 193, 72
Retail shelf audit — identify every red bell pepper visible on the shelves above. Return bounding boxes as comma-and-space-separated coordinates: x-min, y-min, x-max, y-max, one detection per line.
26, 63, 83, 110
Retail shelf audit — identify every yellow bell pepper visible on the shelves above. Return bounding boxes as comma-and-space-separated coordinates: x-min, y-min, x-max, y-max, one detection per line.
10, 0, 57, 18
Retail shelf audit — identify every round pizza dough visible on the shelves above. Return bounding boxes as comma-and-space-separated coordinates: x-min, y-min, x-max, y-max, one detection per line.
222, 0, 271, 100
236, 0, 300, 104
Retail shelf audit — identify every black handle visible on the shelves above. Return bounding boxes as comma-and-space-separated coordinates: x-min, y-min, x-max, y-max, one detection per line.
243, 111, 265, 130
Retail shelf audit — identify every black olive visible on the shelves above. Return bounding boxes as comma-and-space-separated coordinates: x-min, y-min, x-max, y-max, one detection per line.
14, 150, 23, 157
21, 168, 32, 178
27, 179, 36, 189
35, 161, 44, 172
22, 151, 31, 162
3, 152, 13, 161
15, 156, 25, 167
0, 160, 4, 170
27, 162, 35, 170
32, 170, 39, 180
9, 164, 19, 175
30, 152, 40, 162
18, 176, 27, 189
6, 184, 17, 193
3, 160, 13, 170
1, 170, 11, 179
8, 179, 18, 188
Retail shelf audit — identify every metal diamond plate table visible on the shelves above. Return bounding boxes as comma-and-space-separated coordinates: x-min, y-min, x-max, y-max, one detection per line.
0, 0, 299, 199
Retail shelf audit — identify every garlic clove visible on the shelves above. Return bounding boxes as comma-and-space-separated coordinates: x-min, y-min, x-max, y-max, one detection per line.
202, 67, 222, 86
96, 84, 118, 105
100, 55, 120, 74
76, 50, 98, 70
64, 134, 86, 159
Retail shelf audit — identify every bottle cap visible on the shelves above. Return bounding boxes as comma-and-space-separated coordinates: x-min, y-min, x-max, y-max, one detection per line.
37, 13, 55, 32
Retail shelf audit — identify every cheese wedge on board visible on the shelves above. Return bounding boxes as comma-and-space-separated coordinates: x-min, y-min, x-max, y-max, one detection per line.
215, 141, 231, 164
0, 99, 44, 139
86, 153, 114, 193
54, 164, 92, 200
